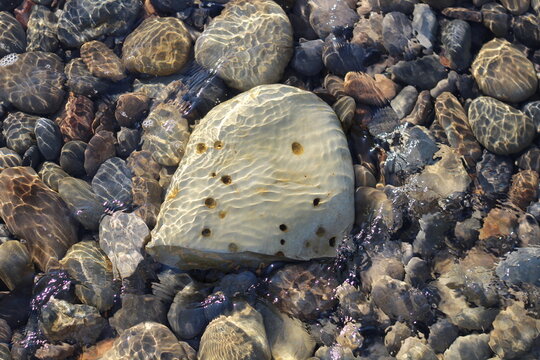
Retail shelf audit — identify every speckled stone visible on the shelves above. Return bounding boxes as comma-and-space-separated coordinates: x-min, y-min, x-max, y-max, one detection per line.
435, 92, 481, 167
0, 147, 22, 171
65, 58, 109, 97
123, 17, 192, 76
56, 93, 94, 142
35, 117, 62, 161
99, 211, 150, 280
195, 0, 293, 91
81, 40, 126, 81
60, 140, 87, 178
115, 92, 150, 128
84, 130, 116, 177
26, 5, 58, 52
468, 96, 535, 155
38, 161, 70, 191
0, 167, 78, 271
508, 170, 539, 210
59, 240, 115, 311
471, 38, 537, 103
39, 297, 106, 345
101, 322, 196, 360
0, 11, 26, 58
91, 157, 133, 210
0, 52, 65, 115
2, 112, 39, 155
142, 103, 190, 166
58, 0, 141, 48
58, 177, 105, 231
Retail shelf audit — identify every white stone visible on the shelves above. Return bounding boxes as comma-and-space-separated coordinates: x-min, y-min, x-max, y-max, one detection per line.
147, 84, 354, 269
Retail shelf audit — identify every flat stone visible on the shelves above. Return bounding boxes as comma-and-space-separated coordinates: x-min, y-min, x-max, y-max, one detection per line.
58, 0, 141, 48
195, 0, 293, 91
468, 96, 535, 155
123, 17, 191, 76
471, 38, 537, 103
59, 240, 115, 311
99, 211, 149, 280
0, 167, 78, 271
441, 7, 483, 22
58, 177, 105, 231
0, 52, 65, 114
147, 85, 354, 269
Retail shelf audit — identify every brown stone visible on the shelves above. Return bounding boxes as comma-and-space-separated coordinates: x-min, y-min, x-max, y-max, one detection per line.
508, 170, 539, 211
84, 130, 116, 177
115, 92, 150, 128
132, 176, 162, 228
344, 72, 396, 107
56, 93, 95, 142
0, 167, 78, 271
442, 7, 483, 22
80, 40, 126, 82
126, 150, 162, 180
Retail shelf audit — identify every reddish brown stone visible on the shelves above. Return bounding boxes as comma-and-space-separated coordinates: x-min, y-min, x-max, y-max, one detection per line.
92, 98, 117, 133
508, 170, 539, 210
84, 130, 117, 177
115, 92, 150, 128
0, 167, 78, 271
56, 93, 95, 142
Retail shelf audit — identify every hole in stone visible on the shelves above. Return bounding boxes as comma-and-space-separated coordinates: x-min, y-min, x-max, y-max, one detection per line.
219, 211, 227, 219
275, 251, 284, 257
221, 175, 232, 184
228, 243, 238, 252
291, 142, 303, 155
329, 237, 336, 247
279, 224, 287, 232
214, 140, 224, 149
280, 239, 286, 245
204, 198, 216, 209
313, 198, 321, 207
210, 172, 217, 177
316, 227, 325, 237
305, 241, 311, 248
196, 143, 207, 154
202, 228, 211, 237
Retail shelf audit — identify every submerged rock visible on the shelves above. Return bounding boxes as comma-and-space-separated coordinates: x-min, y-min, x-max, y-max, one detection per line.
0, 167, 78, 271
195, 0, 293, 91
147, 85, 354, 269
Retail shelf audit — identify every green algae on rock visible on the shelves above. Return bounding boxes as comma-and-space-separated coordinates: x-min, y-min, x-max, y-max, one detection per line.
147, 84, 354, 269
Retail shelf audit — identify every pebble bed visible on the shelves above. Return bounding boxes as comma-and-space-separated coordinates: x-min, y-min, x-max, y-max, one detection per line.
0, 0, 539, 359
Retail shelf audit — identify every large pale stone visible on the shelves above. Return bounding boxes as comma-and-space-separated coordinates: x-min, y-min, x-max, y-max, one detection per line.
147, 84, 354, 269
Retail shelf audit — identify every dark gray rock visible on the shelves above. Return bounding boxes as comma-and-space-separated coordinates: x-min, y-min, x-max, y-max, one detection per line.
22, 145, 41, 169
308, 0, 359, 39
391, 85, 418, 119
27, 5, 59, 52
496, 247, 540, 286
412, 3, 438, 52
441, 20, 471, 72
35, 117, 62, 161
58, 177, 105, 231
444, 334, 491, 360
428, 319, 459, 354
322, 35, 377, 76
513, 13, 540, 48
110, 294, 168, 333
60, 140, 87, 178
476, 150, 513, 198
404, 257, 431, 288
116, 127, 141, 159
391, 55, 447, 90
382, 12, 420, 60
523, 101, 540, 133
91, 157, 133, 210
481, 2, 510, 37
292, 39, 325, 76
368, 106, 400, 137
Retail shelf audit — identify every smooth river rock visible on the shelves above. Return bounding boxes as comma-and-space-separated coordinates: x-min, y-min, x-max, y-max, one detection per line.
0, 167, 78, 271
147, 84, 354, 270
195, 0, 293, 91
